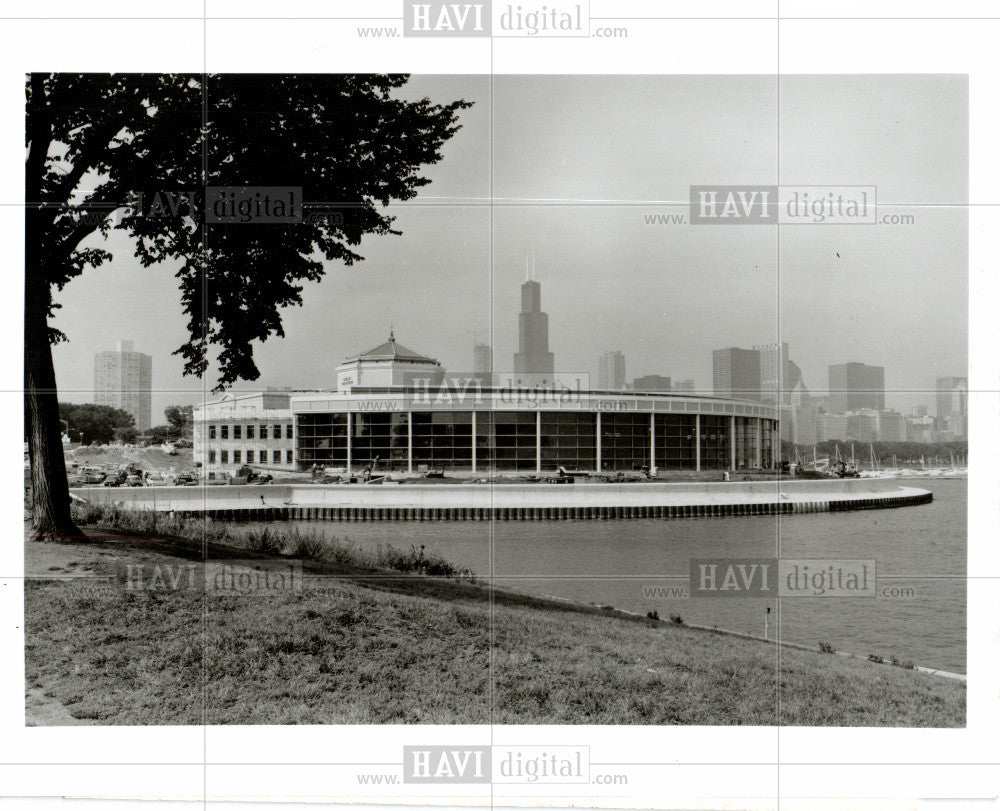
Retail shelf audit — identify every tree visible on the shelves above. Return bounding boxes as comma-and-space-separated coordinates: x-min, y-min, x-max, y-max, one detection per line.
25, 74, 470, 538
142, 425, 175, 446
59, 403, 136, 446
164, 405, 194, 438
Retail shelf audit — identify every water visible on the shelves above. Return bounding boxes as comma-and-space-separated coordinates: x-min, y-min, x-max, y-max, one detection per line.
259, 479, 966, 674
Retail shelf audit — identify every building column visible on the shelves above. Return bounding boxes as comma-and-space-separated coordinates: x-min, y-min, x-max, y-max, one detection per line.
649, 412, 656, 473
730, 415, 737, 470
694, 413, 701, 472
774, 422, 780, 469
596, 411, 602, 472
536, 411, 542, 473
471, 411, 477, 473
407, 411, 413, 473
346, 411, 352, 473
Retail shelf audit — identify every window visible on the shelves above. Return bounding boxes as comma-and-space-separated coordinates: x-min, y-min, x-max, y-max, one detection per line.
208, 450, 216, 463
286, 424, 293, 439
273, 424, 282, 439
412, 411, 473, 470
246, 450, 254, 463
285, 450, 293, 464
295, 414, 347, 467
246, 425, 255, 439
699, 415, 731, 470
220, 450, 229, 463
351, 412, 407, 469
540, 412, 596, 469
234, 425, 242, 440
234, 450, 242, 463
208, 425, 216, 440
260, 425, 268, 439
273, 449, 281, 463
600, 413, 650, 471
220, 425, 229, 439
476, 411, 537, 471
654, 414, 696, 470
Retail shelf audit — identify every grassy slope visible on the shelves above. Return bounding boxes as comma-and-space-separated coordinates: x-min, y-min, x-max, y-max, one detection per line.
25, 532, 964, 726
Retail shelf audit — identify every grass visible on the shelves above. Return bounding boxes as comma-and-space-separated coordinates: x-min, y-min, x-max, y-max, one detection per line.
70, 503, 472, 579
25, 511, 965, 726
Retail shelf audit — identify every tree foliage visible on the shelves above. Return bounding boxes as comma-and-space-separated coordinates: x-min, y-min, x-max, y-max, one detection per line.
29, 73, 471, 385
59, 402, 135, 445
164, 404, 193, 436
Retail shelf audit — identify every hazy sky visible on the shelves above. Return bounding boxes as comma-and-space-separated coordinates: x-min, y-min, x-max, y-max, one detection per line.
51, 74, 968, 420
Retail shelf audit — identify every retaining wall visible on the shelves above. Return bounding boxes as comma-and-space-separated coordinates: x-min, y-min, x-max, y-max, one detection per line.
71, 479, 933, 521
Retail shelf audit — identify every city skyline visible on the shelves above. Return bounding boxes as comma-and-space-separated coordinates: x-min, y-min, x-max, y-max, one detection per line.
49, 75, 967, 420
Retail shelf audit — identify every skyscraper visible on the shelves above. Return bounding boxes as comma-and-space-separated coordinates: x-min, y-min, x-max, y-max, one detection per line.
674, 378, 696, 393
633, 374, 672, 392
755, 342, 788, 404
598, 351, 627, 389
936, 376, 968, 438
713, 347, 761, 400
513, 265, 554, 376
94, 340, 153, 432
472, 342, 493, 374
827, 362, 885, 413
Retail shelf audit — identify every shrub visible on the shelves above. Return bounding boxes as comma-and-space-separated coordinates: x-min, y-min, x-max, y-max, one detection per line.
819, 641, 835, 654
868, 654, 885, 664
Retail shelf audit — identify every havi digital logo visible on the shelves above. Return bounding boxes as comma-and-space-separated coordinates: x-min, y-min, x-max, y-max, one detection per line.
402, 746, 491, 783
404, 1, 491, 36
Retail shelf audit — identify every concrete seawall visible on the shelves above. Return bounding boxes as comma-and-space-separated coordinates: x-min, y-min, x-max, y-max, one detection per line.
71, 479, 933, 521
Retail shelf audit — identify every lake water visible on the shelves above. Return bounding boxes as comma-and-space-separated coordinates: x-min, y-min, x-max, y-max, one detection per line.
261, 479, 966, 673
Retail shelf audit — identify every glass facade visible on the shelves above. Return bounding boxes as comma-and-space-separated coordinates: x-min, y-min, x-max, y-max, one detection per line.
540, 412, 596, 469
734, 416, 759, 469
351, 412, 408, 470
296, 413, 348, 468
600, 413, 649, 471
412, 411, 473, 470
477, 411, 537, 471
291, 409, 778, 472
654, 414, 696, 470
761, 419, 775, 469
699, 415, 731, 470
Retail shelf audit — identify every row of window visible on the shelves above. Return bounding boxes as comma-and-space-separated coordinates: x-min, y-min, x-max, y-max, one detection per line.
206, 423, 294, 440
295, 411, 778, 472
207, 449, 294, 465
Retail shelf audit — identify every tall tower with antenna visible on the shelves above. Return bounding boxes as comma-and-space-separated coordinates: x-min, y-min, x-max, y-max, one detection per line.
514, 253, 555, 376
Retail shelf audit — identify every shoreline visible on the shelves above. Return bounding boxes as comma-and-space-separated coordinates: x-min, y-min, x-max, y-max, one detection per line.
70, 478, 934, 521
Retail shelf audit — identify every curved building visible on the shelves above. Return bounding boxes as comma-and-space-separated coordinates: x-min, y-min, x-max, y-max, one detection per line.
195, 335, 779, 475
294, 386, 778, 473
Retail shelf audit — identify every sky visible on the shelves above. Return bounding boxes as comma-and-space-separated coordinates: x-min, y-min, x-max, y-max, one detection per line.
50, 74, 968, 421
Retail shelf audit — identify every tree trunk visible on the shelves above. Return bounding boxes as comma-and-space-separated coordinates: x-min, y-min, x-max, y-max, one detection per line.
25, 237, 81, 542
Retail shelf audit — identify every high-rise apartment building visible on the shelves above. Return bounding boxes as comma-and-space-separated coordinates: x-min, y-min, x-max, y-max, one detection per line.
94, 340, 153, 432
598, 351, 627, 389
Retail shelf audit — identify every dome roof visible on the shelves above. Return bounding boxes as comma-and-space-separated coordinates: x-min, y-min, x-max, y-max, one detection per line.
345, 330, 439, 364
